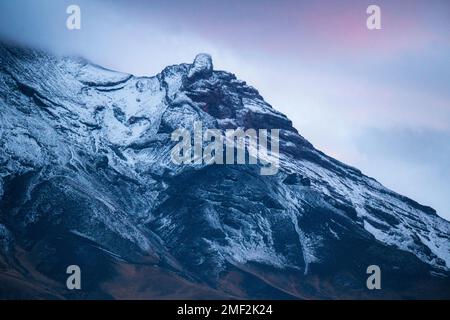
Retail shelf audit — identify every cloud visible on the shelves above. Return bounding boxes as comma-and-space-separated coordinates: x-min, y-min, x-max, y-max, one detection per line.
355, 128, 450, 219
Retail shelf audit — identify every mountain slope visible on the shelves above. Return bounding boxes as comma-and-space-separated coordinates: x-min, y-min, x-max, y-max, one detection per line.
0, 43, 449, 299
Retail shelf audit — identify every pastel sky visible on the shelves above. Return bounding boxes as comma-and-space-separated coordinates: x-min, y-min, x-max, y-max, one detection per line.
1, 0, 449, 220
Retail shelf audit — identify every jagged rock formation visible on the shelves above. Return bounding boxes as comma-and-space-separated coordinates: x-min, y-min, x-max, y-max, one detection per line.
0, 43, 449, 299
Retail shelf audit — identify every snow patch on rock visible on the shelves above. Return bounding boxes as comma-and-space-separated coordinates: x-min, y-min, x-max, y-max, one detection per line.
188, 53, 213, 80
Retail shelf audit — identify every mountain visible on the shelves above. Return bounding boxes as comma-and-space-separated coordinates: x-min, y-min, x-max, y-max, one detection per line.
0, 43, 449, 299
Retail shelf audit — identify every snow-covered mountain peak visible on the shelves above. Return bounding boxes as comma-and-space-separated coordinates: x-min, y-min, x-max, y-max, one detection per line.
1, 43, 450, 299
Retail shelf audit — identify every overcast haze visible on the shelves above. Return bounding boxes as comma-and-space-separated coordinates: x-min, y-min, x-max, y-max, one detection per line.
1, 0, 449, 220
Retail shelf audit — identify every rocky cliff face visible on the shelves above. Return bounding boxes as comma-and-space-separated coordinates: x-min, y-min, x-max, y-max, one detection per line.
0, 43, 449, 299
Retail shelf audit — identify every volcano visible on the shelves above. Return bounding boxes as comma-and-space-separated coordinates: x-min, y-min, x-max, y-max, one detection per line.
0, 43, 449, 299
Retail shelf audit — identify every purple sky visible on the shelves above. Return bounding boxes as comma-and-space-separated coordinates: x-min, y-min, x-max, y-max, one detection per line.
1, 0, 449, 219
